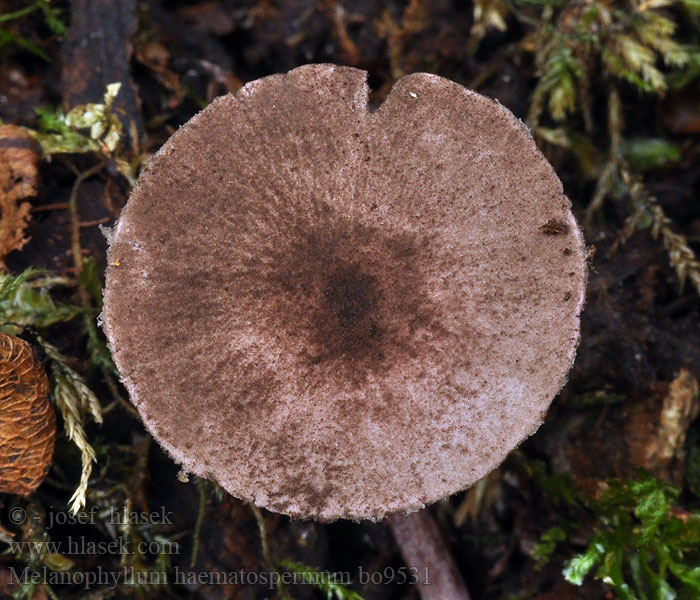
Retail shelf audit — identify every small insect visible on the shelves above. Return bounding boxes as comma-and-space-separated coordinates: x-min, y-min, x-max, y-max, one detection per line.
538, 219, 569, 235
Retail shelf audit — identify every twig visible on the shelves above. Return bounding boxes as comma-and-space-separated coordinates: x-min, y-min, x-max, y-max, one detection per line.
68, 158, 106, 283
323, 0, 361, 64
251, 504, 273, 566
612, 168, 700, 297
190, 479, 207, 567
31, 202, 70, 212
585, 85, 623, 224
250, 504, 290, 598
389, 509, 472, 600
79, 217, 110, 228
376, 0, 427, 79
649, 205, 700, 296
102, 365, 139, 418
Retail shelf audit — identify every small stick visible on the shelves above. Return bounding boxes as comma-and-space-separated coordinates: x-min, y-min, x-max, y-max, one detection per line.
190, 479, 207, 567
31, 202, 70, 212
68, 158, 106, 282
79, 217, 111, 228
389, 509, 471, 600
251, 504, 290, 598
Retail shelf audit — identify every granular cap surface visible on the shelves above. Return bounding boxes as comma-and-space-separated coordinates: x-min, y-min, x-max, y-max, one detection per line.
103, 64, 587, 521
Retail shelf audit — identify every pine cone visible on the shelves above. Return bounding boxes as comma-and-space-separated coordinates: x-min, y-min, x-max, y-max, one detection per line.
0, 333, 55, 496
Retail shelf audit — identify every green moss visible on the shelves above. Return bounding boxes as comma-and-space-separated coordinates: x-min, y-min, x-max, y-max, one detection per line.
536, 470, 700, 599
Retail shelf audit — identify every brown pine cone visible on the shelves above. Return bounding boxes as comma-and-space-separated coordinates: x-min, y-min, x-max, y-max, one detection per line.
0, 124, 41, 268
0, 332, 55, 496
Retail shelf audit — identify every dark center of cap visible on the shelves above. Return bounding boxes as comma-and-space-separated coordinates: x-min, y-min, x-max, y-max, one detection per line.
322, 264, 381, 347
263, 218, 444, 381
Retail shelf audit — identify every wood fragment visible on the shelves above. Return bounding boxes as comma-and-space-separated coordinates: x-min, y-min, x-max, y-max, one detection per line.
134, 40, 185, 109
0, 125, 41, 269
375, 0, 428, 79
646, 369, 699, 476
0, 333, 56, 496
323, 0, 362, 64
62, 0, 144, 151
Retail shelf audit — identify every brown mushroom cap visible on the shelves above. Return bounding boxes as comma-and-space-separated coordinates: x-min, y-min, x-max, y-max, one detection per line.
103, 64, 586, 521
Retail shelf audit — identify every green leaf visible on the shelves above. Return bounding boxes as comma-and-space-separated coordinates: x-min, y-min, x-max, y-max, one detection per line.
0, 270, 90, 329
38, 0, 67, 36
623, 138, 682, 173
42, 553, 74, 572
31, 106, 97, 155
684, 430, 700, 499
84, 314, 117, 374
0, 28, 50, 61
0, 269, 39, 302
78, 258, 118, 374
675, 517, 700, 547
668, 561, 700, 591
602, 49, 657, 93
30, 84, 124, 156
536, 469, 700, 595
563, 541, 603, 585
641, 558, 677, 600
0, 3, 41, 23
636, 488, 673, 543
599, 546, 637, 600
537, 44, 585, 121
278, 560, 364, 600
529, 461, 580, 507
628, 551, 648, 600
679, 0, 700, 15
79, 257, 104, 306
534, 526, 567, 568
568, 390, 626, 408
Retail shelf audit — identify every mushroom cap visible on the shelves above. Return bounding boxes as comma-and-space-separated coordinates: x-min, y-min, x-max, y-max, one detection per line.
102, 64, 586, 521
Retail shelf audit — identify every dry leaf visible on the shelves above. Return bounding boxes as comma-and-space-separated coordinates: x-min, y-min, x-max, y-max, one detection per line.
0, 125, 41, 269
134, 41, 185, 109
626, 368, 700, 484
0, 332, 56, 496
650, 368, 700, 471
176, 1, 236, 36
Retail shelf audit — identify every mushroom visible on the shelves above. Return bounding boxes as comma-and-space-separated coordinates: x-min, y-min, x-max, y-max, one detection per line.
102, 64, 586, 522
